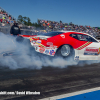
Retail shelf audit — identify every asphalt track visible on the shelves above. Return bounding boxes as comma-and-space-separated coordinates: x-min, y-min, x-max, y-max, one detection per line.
0, 62, 100, 100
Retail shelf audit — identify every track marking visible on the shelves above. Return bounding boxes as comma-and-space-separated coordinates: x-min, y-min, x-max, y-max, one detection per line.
39, 87, 100, 100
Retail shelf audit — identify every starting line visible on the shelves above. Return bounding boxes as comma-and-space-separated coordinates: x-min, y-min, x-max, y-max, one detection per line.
39, 87, 100, 100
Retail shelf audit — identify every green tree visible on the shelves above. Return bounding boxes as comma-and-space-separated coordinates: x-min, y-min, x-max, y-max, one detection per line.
27, 17, 32, 26
17, 15, 41, 28
23, 16, 28, 25
17, 15, 23, 22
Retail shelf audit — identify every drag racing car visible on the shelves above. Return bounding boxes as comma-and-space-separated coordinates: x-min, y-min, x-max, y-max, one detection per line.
29, 31, 100, 61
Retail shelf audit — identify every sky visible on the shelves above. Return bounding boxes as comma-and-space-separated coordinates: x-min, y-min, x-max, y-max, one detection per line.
0, 0, 100, 27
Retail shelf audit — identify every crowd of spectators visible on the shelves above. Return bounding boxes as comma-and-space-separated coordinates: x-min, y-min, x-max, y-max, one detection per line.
0, 7, 16, 27
38, 19, 100, 37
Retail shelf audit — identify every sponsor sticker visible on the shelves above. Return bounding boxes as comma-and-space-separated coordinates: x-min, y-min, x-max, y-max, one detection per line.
33, 43, 38, 47
31, 40, 36, 43
45, 50, 49, 54
39, 47, 45, 53
47, 42, 53, 45
75, 56, 79, 61
60, 34, 65, 38
50, 50, 55, 55
36, 40, 41, 44
84, 47, 100, 55
45, 47, 51, 49
36, 42, 45, 47
45, 46, 57, 50
50, 45, 57, 49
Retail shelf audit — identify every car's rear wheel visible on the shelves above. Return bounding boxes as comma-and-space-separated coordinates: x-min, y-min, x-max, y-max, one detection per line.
55, 44, 75, 59
61, 45, 70, 56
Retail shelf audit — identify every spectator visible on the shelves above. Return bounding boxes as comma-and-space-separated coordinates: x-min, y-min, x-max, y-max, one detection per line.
10, 22, 21, 36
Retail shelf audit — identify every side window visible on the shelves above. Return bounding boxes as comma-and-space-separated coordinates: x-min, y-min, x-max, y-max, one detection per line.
77, 34, 97, 42
70, 34, 97, 42
87, 36, 97, 42
70, 34, 78, 40
77, 34, 88, 41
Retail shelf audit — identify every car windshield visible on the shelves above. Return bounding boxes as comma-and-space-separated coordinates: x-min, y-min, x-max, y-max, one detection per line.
42, 32, 64, 36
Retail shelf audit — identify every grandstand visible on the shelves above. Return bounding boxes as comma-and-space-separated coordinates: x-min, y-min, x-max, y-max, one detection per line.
0, 6, 16, 34
0, 7, 16, 26
38, 19, 100, 37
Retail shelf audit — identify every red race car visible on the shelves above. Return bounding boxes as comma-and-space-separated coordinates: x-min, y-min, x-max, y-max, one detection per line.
29, 31, 100, 61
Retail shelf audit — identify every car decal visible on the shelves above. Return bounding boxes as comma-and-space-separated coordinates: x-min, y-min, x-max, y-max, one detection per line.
47, 42, 53, 45
60, 34, 65, 38
74, 56, 79, 61
84, 47, 100, 55
39, 47, 45, 53
77, 42, 92, 50
97, 48, 100, 54
36, 40, 41, 44
45, 50, 49, 54
35, 42, 45, 47
49, 50, 55, 55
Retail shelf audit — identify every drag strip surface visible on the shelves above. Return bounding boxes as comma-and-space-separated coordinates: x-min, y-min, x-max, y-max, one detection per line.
0, 63, 100, 100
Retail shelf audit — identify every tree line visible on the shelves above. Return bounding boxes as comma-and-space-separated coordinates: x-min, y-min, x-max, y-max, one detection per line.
17, 15, 41, 28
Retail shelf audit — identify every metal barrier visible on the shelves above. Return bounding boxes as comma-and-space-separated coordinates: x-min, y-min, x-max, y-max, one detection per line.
0, 26, 10, 34
0, 26, 37, 35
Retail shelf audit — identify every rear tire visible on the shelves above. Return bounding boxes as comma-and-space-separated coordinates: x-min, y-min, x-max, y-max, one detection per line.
55, 45, 75, 59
